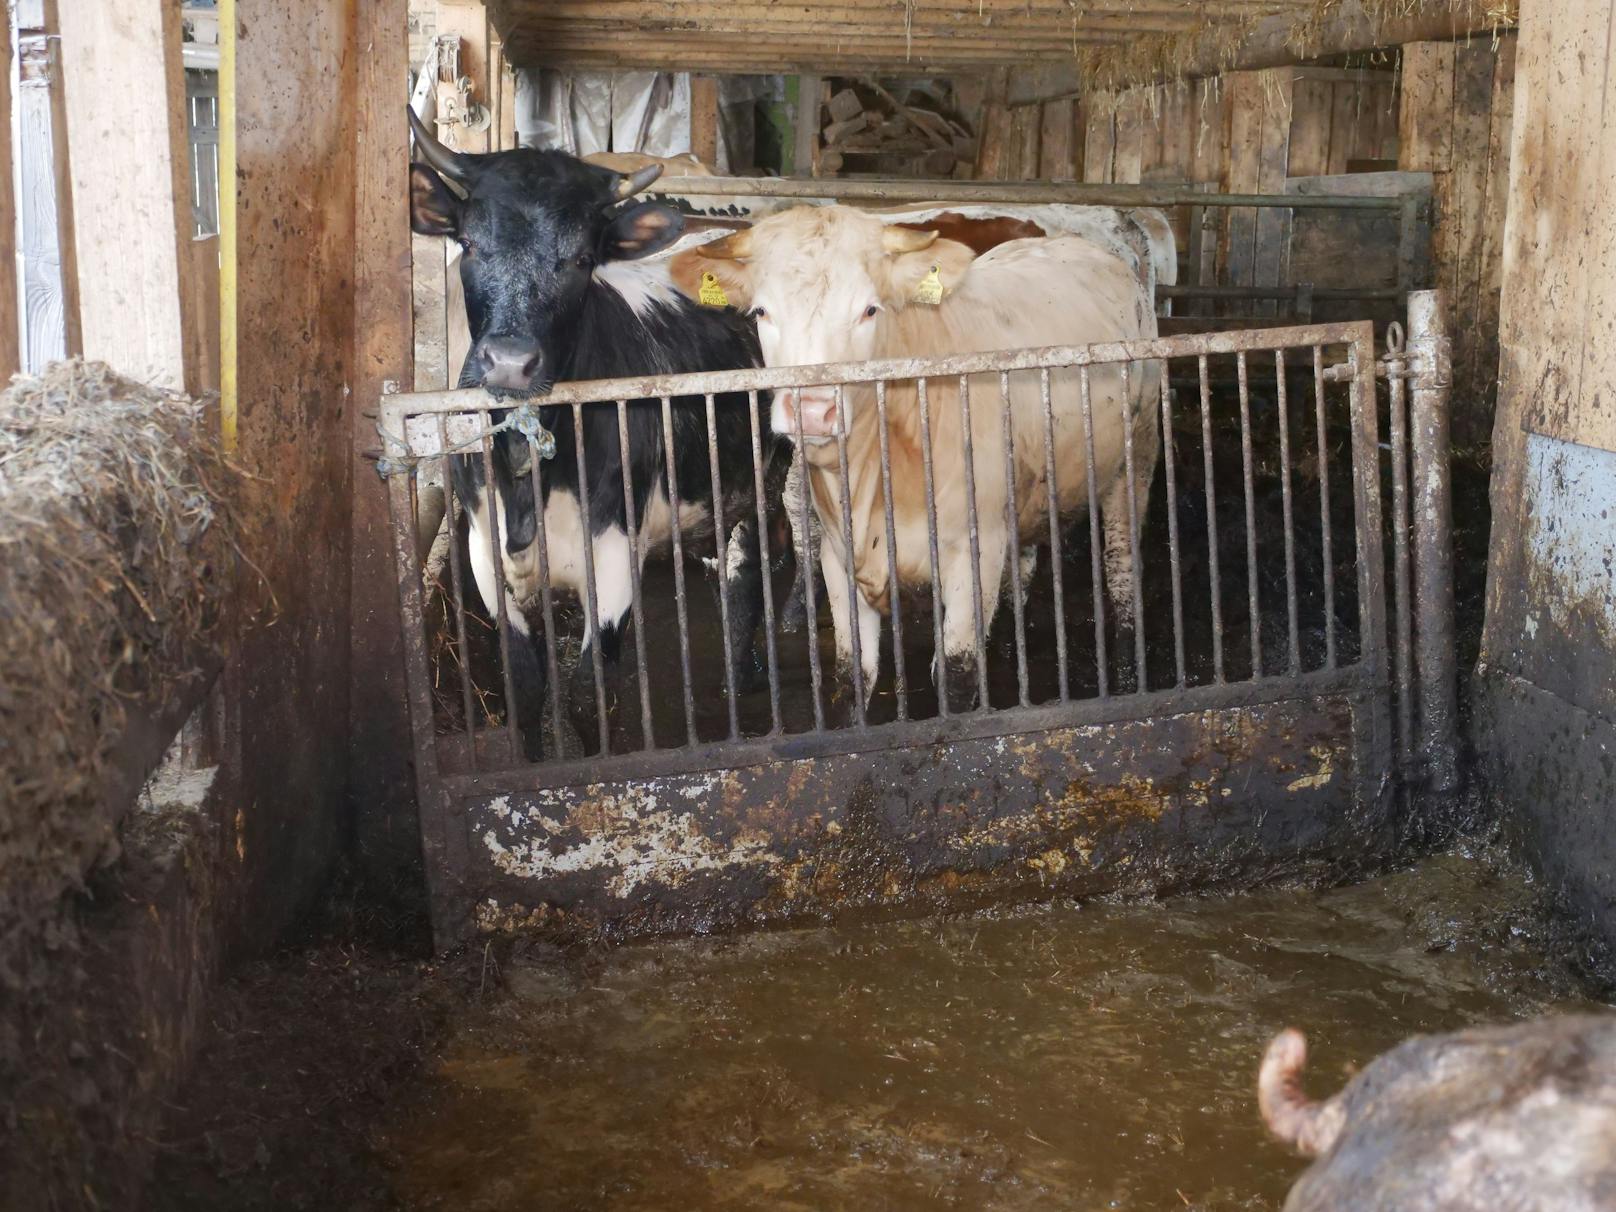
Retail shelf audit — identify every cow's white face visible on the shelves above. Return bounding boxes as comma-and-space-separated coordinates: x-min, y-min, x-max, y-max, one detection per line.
677, 207, 975, 445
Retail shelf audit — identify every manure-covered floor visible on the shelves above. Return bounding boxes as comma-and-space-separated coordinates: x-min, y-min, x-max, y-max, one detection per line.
147, 847, 1604, 1212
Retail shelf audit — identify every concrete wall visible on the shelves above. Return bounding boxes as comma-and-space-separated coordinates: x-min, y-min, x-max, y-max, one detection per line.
1476, 0, 1616, 951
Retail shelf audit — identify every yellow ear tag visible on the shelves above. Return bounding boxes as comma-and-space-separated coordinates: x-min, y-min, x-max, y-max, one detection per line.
698, 271, 730, 308
912, 264, 944, 305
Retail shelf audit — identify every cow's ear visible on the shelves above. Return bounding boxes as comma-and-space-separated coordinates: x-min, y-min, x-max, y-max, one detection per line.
602, 202, 685, 261
411, 163, 461, 237
668, 235, 755, 311
882, 237, 976, 309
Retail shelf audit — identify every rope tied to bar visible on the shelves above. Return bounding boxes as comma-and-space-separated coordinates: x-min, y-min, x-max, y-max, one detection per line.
371, 401, 557, 480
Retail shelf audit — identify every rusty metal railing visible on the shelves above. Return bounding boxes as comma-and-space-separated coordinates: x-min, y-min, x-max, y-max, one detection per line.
379, 319, 1429, 798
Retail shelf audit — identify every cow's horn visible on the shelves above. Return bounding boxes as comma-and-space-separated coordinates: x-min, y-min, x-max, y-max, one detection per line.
699, 229, 754, 260
883, 226, 939, 254
616, 164, 663, 199
407, 105, 475, 185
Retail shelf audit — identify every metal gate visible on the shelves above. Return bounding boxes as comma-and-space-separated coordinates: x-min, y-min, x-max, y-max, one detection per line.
380, 297, 1454, 949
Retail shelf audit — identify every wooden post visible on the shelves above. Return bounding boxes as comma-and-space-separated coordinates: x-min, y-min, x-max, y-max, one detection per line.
793, 73, 821, 177
1038, 98, 1075, 180
690, 75, 721, 166
353, 0, 420, 884
0, 14, 19, 380
58, 0, 198, 390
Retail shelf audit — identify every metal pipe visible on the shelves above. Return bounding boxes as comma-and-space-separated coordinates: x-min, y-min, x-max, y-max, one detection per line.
746, 390, 783, 735
478, 434, 524, 762
1120, 360, 1147, 689
832, 383, 868, 721
1312, 346, 1337, 671
1039, 368, 1069, 702
792, 401, 826, 731
660, 396, 699, 745
616, 400, 655, 749
999, 372, 1029, 708
571, 403, 611, 754
1236, 352, 1261, 680
704, 392, 742, 740
917, 377, 949, 716
958, 374, 989, 703
874, 380, 909, 720
652, 174, 1404, 210
1275, 350, 1301, 675
1159, 284, 1404, 302
1080, 365, 1109, 699
1197, 354, 1224, 684
438, 426, 479, 770
1159, 364, 1186, 688
1407, 290, 1459, 793
1387, 330, 1416, 772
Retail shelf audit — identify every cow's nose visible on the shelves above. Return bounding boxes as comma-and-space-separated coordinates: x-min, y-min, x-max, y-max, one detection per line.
476, 336, 544, 391
781, 388, 839, 440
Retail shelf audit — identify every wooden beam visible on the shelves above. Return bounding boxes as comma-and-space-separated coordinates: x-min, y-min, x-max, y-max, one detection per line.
793, 74, 821, 177
59, 0, 197, 391
690, 75, 721, 166
351, 0, 420, 908
1005, 1, 1518, 104
0, 15, 18, 381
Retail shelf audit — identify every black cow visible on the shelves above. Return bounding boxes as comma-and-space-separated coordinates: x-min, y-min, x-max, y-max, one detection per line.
407, 109, 771, 760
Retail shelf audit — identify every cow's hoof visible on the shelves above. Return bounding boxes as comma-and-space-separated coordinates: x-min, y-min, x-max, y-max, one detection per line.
938, 654, 982, 714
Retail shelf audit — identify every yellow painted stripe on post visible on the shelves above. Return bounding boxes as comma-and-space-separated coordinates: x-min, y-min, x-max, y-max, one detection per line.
218, 0, 238, 454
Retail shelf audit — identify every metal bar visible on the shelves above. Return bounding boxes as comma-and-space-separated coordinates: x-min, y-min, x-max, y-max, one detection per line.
524, 436, 567, 758
704, 392, 741, 740
792, 400, 826, 731
616, 400, 655, 750
958, 374, 989, 702
1159, 284, 1405, 302
1040, 368, 1069, 702
1275, 350, 1301, 675
1407, 290, 1459, 793
1080, 365, 1109, 699
746, 389, 783, 735
1197, 355, 1225, 684
917, 377, 949, 717
1236, 352, 1262, 679
1120, 360, 1147, 689
437, 421, 478, 769
571, 403, 611, 754
1159, 363, 1186, 688
874, 380, 908, 721
832, 383, 868, 722
651, 174, 1405, 210
478, 433, 524, 762
660, 395, 699, 746
1000, 371, 1029, 707
390, 321, 1378, 425
450, 666, 1376, 798
1388, 337, 1415, 771
1313, 346, 1338, 670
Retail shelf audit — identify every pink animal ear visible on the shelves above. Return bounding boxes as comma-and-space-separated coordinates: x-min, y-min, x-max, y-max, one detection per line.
882, 237, 975, 308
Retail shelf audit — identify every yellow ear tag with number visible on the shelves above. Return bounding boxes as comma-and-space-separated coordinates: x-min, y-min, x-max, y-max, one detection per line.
912, 264, 944, 306
698, 271, 730, 308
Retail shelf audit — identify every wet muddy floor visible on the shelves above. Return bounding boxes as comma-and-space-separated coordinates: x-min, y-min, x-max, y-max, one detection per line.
297, 849, 1595, 1212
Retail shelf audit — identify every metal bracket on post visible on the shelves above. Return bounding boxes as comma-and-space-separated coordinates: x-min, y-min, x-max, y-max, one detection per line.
1406, 290, 1459, 794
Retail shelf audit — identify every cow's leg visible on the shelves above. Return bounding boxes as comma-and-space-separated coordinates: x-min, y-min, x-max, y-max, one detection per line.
1100, 385, 1161, 692
816, 536, 879, 717
567, 524, 634, 755
778, 451, 821, 633
467, 495, 547, 762
935, 533, 1007, 714
1017, 545, 1039, 609
718, 516, 767, 696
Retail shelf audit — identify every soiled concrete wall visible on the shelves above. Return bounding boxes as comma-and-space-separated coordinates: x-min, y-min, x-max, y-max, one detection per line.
1475, 0, 1616, 952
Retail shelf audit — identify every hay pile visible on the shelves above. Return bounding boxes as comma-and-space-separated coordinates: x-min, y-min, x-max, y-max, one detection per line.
0, 360, 234, 987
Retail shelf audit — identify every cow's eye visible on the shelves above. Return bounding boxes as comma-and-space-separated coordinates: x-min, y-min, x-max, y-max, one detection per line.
573, 253, 594, 270
749, 306, 768, 322
863, 305, 881, 319
457, 236, 475, 254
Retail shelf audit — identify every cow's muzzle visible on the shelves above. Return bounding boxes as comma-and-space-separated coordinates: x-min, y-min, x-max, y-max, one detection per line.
777, 387, 839, 443
475, 335, 546, 393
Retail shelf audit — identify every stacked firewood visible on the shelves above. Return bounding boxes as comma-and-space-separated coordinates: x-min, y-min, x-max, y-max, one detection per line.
817, 81, 975, 177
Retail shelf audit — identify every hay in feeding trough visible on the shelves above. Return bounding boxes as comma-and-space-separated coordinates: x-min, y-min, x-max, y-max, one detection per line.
0, 360, 235, 988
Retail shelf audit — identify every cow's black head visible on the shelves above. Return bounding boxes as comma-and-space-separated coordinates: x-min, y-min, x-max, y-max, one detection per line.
407, 108, 684, 396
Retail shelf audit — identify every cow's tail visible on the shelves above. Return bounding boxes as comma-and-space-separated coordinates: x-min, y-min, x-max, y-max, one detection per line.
1258, 1028, 1348, 1158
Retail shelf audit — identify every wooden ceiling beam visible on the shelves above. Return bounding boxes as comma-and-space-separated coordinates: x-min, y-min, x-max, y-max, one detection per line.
1005, 0, 1519, 103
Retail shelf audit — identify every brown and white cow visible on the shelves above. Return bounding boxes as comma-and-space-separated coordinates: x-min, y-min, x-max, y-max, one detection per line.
672, 203, 1166, 708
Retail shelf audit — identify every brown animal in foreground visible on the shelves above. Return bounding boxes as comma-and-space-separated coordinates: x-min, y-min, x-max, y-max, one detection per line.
1259, 1016, 1616, 1211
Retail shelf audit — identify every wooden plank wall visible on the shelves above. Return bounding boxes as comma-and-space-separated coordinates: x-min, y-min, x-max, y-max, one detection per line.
1400, 36, 1519, 446
987, 67, 1398, 297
